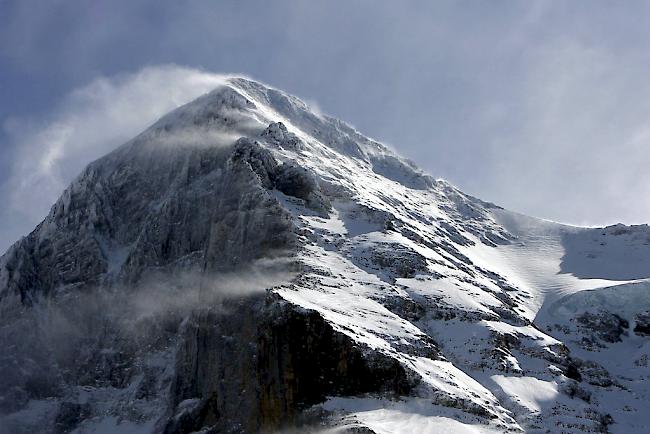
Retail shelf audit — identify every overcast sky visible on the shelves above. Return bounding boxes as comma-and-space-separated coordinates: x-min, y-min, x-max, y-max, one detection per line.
2, 1, 650, 252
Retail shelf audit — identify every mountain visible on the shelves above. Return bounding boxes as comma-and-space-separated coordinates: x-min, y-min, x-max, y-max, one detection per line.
1, 77, 650, 434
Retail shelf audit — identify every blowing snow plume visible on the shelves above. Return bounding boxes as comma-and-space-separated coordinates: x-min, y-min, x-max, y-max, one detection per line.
0, 66, 236, 253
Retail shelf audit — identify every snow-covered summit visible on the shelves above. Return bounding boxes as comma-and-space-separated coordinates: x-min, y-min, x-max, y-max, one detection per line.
1, 77, 650, 433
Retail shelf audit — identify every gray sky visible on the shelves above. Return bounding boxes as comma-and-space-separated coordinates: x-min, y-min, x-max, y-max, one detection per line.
2, 0, 650, 252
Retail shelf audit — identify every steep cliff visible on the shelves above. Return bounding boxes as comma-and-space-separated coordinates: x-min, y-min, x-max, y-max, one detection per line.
2, 78, 650, 433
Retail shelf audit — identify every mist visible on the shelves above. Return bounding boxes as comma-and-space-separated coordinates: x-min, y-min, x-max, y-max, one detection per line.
0, 257, 297, 421
0, 66, 230, 253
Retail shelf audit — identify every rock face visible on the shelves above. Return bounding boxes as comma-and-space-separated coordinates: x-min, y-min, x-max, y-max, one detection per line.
634, 311, 650, 336
0, 82, 420, 433
1, 78, 650, 433
1, 138, 295, 303
576, 311, 629, 347
166, 295, 414, 433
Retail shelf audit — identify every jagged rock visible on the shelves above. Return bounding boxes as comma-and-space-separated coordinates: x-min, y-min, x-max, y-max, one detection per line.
166, 294, 416, 433
575, 360, 614, 388
260, 121, 303, 150
273, 163, 331, 213
383, 295, 426, 322
634, 311, 650, 336
576, 311, 629, 346
561, 381, 591, 403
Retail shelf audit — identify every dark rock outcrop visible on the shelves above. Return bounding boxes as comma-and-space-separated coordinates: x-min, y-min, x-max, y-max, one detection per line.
576, 311, 629, 346
634, 311, 650, 336
166, 294, 416, 433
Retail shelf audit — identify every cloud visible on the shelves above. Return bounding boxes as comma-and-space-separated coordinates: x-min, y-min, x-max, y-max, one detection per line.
127, 257, 297, 322
482, 39, 650, 226
0, 65, 230, 253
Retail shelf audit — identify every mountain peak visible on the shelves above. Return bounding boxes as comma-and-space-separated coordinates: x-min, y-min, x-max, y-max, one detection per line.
2, 78, 650, 433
